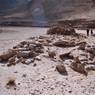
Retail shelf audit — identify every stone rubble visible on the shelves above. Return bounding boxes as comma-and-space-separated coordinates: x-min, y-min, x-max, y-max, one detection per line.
0, 27, 95, 77
0, 40, 44, 66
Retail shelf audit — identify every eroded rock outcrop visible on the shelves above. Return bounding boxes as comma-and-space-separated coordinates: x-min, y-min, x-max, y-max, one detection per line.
70, 57, 88, 76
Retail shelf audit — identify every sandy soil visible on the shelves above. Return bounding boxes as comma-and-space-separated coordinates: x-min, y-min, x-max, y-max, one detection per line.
0, 27, 95, 95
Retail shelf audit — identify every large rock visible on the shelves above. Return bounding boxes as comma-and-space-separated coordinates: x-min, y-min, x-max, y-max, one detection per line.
56, 64, 68, 75
70, 57, 88, 76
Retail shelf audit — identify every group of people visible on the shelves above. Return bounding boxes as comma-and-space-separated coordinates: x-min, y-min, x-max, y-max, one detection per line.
86, 29, 93, 36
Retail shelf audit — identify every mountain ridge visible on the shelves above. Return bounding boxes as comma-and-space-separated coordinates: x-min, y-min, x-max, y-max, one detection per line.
0, 0, 95, 26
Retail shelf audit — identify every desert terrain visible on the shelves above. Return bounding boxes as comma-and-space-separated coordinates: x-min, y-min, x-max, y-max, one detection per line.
0, 27, 95, 95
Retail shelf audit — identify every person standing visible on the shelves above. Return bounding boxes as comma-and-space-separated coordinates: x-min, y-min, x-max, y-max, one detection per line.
91, 29, 93, 36
87, 29, 89, 36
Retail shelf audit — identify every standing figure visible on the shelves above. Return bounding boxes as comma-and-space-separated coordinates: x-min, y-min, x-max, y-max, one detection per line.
87, 29, 89, 36
91, 29, 93, 36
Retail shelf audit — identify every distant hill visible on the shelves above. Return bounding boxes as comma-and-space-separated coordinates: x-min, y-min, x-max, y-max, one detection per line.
0, 0, 95, 26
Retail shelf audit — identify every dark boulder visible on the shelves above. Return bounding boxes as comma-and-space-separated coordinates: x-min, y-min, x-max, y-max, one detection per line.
70, 57, 88, 76
56, 64, 68, 75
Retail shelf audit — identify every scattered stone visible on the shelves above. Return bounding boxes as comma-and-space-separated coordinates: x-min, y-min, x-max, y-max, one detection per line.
18, 83, 20, 85
0, 39, 44, 66
68, 90, 72, 93
56, 64, 68, 75
22, 74, 27, 78
1, 31, 95, 79
41, 77, 45, 80
33, 63, 37, 67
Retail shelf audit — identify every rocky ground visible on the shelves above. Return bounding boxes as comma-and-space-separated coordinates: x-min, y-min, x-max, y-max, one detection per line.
0, 27, 95, 95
